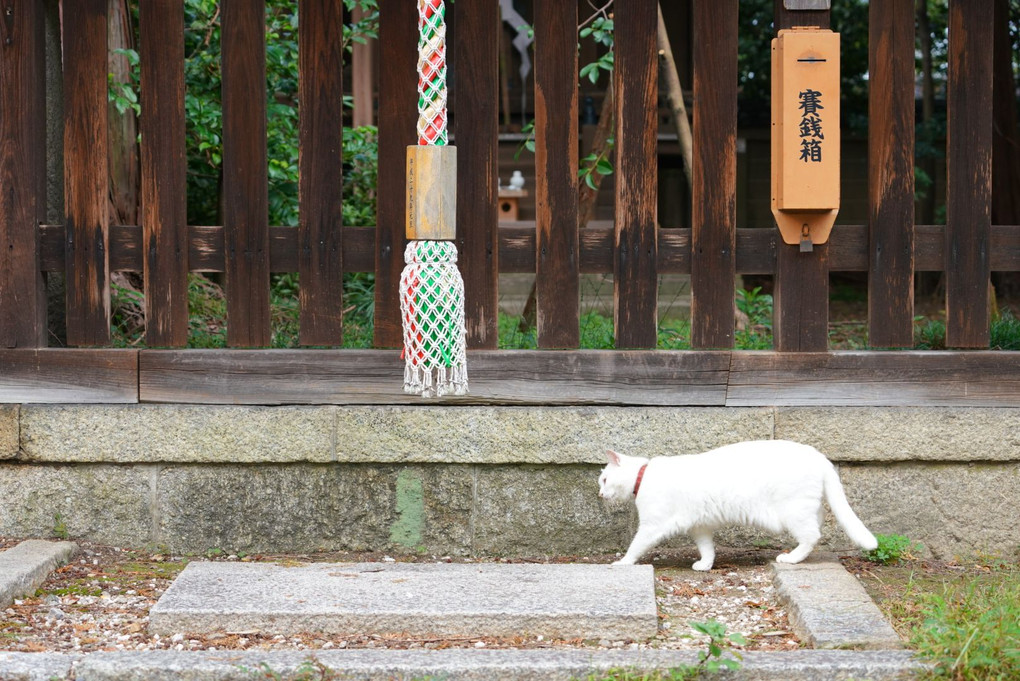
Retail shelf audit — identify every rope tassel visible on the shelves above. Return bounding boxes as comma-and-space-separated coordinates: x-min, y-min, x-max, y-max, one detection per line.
400, 0, 468, 397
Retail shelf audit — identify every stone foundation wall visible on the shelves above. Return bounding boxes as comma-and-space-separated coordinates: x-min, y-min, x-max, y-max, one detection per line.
1, 405, 1017, 560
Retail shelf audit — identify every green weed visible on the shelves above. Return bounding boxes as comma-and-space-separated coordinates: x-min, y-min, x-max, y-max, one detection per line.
863, 534, 924, 565
52, 514, 69, 540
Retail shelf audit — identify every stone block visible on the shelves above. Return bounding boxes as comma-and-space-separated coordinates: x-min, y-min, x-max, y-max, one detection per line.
149, 562, 658, 641
0, 652, 74, 681
0, 464, 153, 546
776, 407, 1020, 462
0, 405, 17, 460
473, 465, 633, 556
0, 540, 78, 608
837, 462, 1020, 560
334, 406, 774, 464
155, 464, 473, 555
20, 405, 334, 463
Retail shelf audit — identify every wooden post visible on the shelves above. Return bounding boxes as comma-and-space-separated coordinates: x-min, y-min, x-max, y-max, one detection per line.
374, 0, 417, 348
772, 1, 829, 352
614, 0, 658, 349
222, 0, 270, 347
140, 0, 188, 347
351, 4, 375, 128
452, 0, 499, 350
690, 0, 738, 348
534, 1, 579, 349
867, 0, 914, 348
945, 0, 993, 348
63, 0, 110, 347
0, 0, 46, 348
298, 0, 345, 346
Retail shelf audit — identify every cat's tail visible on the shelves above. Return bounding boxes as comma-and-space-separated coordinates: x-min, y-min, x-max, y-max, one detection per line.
823, 464, 878, 550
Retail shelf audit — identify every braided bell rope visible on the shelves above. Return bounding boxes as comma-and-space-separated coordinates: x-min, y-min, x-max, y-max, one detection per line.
400, 241, 468, 397
417, 0, 448, 146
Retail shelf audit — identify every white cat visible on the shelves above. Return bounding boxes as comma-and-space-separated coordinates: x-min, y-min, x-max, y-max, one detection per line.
598, 440, 877, 570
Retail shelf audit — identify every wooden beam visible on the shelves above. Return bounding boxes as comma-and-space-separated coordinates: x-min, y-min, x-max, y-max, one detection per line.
534, 1, 579, 348
772, 1, 830, 352
691, 0, 738, 348
945, 0, 993, 347
62, 0, 110, 346
140, 0, 188, 347
298, 0, 345, 345
452, 0, 500, 349
0, 349, 137, 403
374, 0, 417, 347
0, 0, 46, 348
613, 0, 659, 348
221, 0, 270, 347
139, 349, 730, 406
867, 0, 915, 347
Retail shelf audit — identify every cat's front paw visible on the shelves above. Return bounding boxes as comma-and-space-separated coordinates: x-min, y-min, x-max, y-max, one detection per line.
691, 559, 713, 571
775, 552, 796, 564
612, 557, 636, 566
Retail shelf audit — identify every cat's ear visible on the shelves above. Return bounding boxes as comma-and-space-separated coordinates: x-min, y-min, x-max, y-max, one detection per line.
606, 450, 622, 466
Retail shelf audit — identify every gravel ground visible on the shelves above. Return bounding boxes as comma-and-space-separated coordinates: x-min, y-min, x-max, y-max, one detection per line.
0, 540, 798, 654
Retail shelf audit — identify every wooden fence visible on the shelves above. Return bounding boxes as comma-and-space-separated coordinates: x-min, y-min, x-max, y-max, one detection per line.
2, 0, 1019, 406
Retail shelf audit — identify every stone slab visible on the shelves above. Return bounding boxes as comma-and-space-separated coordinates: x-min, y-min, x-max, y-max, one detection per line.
0, 652, 75, 681
149, 562, 658, 641
0, 405, 17, 460
776, 406, 1020, 462
20, 405, 334, 463
22, 649, 927, 681
772, 557, 902, 649
0, 540, 78, 609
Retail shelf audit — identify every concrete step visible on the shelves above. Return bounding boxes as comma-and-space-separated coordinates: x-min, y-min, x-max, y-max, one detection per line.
149, 562, 658, 641
772, 556, 903, 649
0, 540, 78, 609
0, 649, 928, 680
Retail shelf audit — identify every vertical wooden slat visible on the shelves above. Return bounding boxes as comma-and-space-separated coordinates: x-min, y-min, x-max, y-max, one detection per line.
690, 0, 737, 348
0, 0, 46, 348
945, 0, 993, 348
374, 0, 417, 348
298, 0, 344, 346
534, 1, 579, 348
613, 0, 658, 349
453, 0, 499, 349
63, 0, 110, 346
221, 0, 270, 347
772, 2, 829, 352
140, 0, 188, 347
867, 0, 915, 348
351, 4, 375, 128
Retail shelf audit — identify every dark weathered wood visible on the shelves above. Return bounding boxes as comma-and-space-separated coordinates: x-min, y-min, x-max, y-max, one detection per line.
867, 0, 915, 347
374, 0, 417, 348
298, 0, 345, 346
728, 351, 1020, 407
613, 0, 658, 348
38, 222, 1020, 277
452, 0, 499, 349
62, 0, 110, 346
691, 0, 737, 348
534, 1, 579, 348
221, 0, 270, 347
139, 349, 730, 405
0, 349, 138, 403
772, 2, 830, 352
140, 0, 188, 347
0, 0, 46, 348
945, 0, 993, 348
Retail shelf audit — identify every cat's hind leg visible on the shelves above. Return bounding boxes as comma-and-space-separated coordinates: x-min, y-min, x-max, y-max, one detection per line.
690, 529, 715, 571
775, 518, 821, 564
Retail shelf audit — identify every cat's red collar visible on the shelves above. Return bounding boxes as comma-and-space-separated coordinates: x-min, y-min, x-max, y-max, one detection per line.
633, 463, 648, 496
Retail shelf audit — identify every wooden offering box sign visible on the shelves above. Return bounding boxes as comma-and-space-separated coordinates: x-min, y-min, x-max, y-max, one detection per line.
771, 27, 840, 248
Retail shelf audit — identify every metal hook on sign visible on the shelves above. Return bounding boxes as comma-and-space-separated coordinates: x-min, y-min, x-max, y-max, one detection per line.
799, 223, 813, 252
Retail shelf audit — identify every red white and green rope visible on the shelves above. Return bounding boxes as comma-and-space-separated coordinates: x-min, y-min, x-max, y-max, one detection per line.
400, 0, 467, 397
416, 0, 448, 146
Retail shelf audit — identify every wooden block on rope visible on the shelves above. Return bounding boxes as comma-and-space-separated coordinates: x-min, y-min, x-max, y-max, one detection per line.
406, 145, 457, 240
